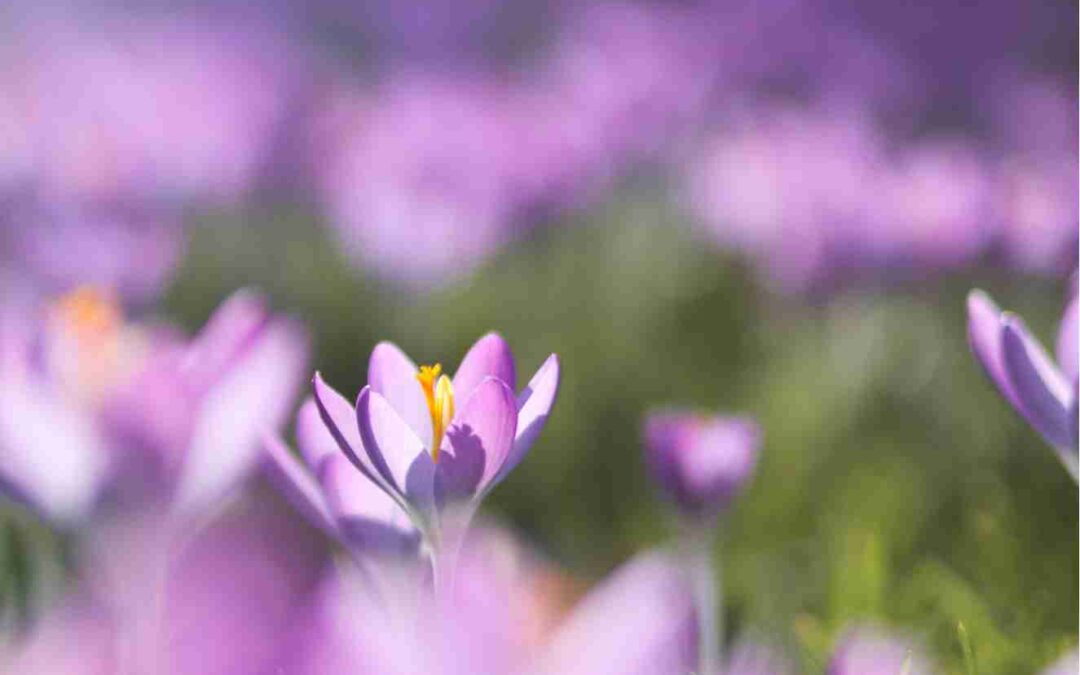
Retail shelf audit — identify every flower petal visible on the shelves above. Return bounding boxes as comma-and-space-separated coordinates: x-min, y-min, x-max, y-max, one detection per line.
967, 290, 1019, 408
175, 318, 308, 515
181, 289, 269, 393
368, 341, 432, 446
318, 454, 419, 555
437, 377, 517, 502
452, 332, 516, 401
356, 387, 435, 508
296, 398, 338, 472
495, 353, 560, 487
261, 432, 337, 536
1002, 316, 1072, 448
530, 552, 697, 675
312, 373, 383, 489
1056, 295, 1077, 383
0, 376, 109, 524
1067, 389, 1079, 479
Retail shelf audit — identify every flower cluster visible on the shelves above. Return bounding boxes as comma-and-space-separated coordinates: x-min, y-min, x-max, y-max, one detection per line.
2, 0, 1073, 296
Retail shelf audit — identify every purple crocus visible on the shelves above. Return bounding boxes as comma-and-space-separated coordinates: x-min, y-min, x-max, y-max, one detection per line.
311, 333, 559, 542
0, 287, 309, 523
644, 411, 762, 519
643, 409, 762, 672
967, 288, 1078, 481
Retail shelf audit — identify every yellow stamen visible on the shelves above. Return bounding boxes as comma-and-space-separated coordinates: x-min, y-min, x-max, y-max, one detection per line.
51, 286, 121, 342
417, 363, 455, 462
47, 286, 127, 403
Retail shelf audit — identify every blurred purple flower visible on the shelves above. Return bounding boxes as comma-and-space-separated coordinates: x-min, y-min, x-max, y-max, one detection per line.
967, 288, 1078, 480
0, 287, 309, 523
528, 551, 699, 675
644, 411, 761, 519
314, 75, 527, 288
0, 196, 185, 303
867, 140, 994, 268
684, 101, 887, 291
292, 528, 695, 675
537, 2, 719, 167
827, 626, 936, 675
987, 75, 1079, 274
3, 501, 326, 675
312, 333, 559, 533
0, 8, 303, 204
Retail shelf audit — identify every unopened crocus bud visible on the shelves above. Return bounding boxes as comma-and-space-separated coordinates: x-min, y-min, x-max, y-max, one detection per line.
643, 411, 761, 519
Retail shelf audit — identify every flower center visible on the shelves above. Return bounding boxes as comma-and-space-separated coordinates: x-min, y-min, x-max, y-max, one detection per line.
47, 286, 129, 404
416, 363, 454, 462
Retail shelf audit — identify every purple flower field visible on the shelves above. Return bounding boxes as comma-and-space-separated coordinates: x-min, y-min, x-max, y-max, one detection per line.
0, 1, 1076, 673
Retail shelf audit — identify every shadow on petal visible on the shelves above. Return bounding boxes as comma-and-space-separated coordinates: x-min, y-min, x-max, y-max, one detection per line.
435, 424, 486, 504
338, 516, 421, 558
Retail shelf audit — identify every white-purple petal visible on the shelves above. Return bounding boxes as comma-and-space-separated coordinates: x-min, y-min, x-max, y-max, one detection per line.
355, 386, 435, 509
967, 290, 1020, 409
174, 317, 309, 515
0, 375, 109, 524
368, 341, 432, 446
319, 454, 419, 555
530, 552, 698, 675
1056, 295, 1077, 383
180, 289, 269, 394
312, 373, 382, 487
1001, 316, 1072, 448
261, 432, 337, 536
495, 353, 560, 486
295, 398, 339, 472
452, 332, 517, 401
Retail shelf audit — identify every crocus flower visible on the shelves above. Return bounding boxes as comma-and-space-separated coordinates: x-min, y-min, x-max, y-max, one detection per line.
967, 288, 1078, 480
827, 627, 937, 675
643, 411, 761, 519
0, 286, 309, 523
263, 397, 419, 558
312, 333, 559, 542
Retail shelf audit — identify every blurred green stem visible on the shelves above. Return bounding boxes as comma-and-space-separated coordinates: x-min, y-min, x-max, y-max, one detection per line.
683, 520, 721, 674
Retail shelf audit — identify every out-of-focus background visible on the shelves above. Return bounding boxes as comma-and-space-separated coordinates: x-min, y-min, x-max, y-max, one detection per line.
0, 0, 1076, 672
